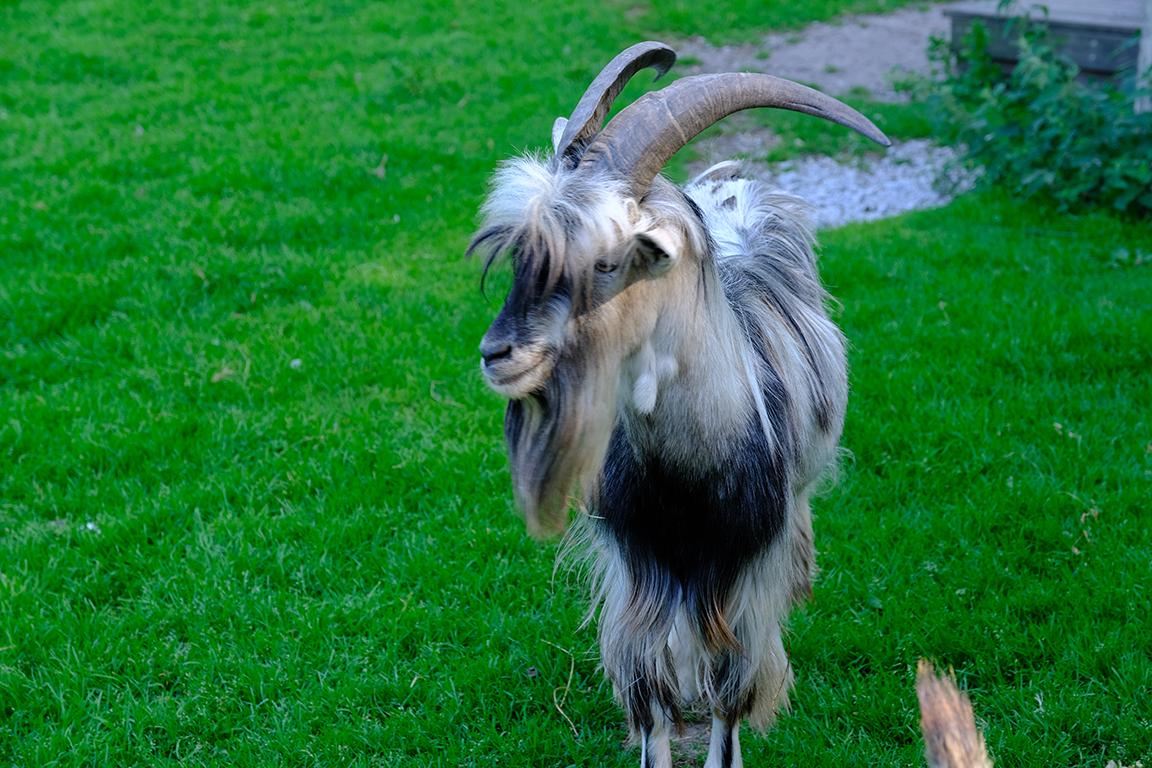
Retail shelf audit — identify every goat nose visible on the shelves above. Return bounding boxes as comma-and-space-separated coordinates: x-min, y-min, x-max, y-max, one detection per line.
480, 340, 513, 366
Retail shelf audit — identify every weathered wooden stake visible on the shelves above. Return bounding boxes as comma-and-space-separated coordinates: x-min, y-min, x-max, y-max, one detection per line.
916, 660, 993, 768
1138, 0, 1151, 112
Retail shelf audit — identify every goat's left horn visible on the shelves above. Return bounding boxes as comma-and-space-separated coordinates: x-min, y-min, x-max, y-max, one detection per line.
553, 41, 676, 162
579, 72, 891, 199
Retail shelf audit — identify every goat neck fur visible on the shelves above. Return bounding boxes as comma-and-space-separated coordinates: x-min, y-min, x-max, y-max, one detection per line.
472, 41, 887, 768
475, 163, 712, 536
474, 157, 845, 539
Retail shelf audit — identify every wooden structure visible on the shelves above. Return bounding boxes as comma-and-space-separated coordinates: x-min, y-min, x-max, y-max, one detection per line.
943, 0, 1147, 82
1140, 0, 1152, 110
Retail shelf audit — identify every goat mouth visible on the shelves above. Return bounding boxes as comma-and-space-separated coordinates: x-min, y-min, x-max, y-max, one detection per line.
481, 356, 551, 396
486, 367, 530, 387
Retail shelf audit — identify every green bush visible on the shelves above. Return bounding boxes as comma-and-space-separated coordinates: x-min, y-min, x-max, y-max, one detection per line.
918, 11, 1152, 215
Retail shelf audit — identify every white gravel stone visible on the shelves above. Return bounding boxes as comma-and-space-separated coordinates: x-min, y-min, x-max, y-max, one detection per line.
764, 139, 976, 229
689, 139, 977, 230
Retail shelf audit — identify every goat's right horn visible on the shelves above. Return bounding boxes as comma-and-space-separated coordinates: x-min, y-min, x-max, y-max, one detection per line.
553, 41, 676, 162
579, 72, 891, 200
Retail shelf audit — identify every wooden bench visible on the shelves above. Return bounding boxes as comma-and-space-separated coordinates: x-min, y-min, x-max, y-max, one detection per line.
942, 0, 1147, 82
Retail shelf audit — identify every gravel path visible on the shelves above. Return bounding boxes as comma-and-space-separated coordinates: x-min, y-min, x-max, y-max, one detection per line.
676, 2, 985, 229
732, 140, 974, 230
677, 3, 962, 102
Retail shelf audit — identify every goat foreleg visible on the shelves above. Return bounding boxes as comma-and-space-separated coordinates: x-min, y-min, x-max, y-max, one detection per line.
704, 714, 743, 768
702, 545, 799, 768
598, 550, 681, 768
639, 704, 674, 768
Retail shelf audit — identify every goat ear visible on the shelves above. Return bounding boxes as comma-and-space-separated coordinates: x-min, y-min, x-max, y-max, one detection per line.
628, 232, 676, 279
551, 117, 569, 153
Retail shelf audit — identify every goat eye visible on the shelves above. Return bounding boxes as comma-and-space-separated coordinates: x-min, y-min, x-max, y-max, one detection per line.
594, 261, 618, 274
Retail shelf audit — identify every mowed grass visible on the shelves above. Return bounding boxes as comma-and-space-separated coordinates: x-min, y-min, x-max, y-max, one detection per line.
1, 0, 1150, 766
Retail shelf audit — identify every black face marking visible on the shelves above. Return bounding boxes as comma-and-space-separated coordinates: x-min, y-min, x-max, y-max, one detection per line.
470, 220, 583, 318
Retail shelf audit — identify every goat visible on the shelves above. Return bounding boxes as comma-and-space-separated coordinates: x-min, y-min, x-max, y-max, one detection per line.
471, 42, 889, 768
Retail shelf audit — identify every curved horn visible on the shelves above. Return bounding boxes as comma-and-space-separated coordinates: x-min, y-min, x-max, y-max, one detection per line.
554, 41, 676, 161
579, 72, 892, 199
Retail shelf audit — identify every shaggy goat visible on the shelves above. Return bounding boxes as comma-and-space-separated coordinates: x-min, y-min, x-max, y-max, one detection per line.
471, 42, 889, 768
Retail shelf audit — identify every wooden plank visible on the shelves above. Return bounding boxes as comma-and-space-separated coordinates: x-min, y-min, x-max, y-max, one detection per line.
945, 0, 1146, 77
949, 13, 1141, 74
944, 0, 1144, 30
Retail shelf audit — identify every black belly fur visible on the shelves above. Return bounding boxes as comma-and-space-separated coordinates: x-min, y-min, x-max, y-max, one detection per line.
594, 416, 791, 649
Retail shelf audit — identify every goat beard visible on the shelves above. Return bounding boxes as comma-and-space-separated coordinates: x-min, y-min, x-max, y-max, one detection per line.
504, 350, 619, 538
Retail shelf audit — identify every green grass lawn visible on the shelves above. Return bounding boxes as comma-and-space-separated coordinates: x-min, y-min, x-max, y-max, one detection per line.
2, 1, 1150, 766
